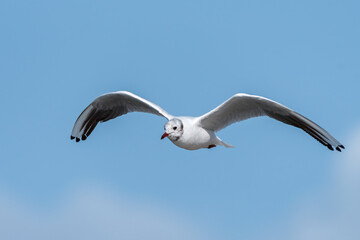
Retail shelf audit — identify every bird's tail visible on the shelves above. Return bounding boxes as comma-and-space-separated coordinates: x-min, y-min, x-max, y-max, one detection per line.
217, 137, 235, 148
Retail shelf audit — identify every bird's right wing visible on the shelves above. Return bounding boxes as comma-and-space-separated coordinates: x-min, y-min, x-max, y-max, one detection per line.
198, 93, 344, 151
71, 91, 173, 142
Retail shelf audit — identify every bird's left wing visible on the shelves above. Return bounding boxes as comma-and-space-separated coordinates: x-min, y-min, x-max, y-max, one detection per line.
197, 93, 344, 151
71, 91, 173, 142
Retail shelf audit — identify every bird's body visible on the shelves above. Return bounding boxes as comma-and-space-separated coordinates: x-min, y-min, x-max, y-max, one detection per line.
166, 116, 226, 150
71, 91, 344, 152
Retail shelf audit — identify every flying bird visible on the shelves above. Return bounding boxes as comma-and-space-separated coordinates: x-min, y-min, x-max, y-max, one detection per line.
71, 91, 344, 151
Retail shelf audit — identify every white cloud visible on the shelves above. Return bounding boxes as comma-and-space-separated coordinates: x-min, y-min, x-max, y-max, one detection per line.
2, 129, 359, 240
264, 126, 360, 240
0, 186, 208, 240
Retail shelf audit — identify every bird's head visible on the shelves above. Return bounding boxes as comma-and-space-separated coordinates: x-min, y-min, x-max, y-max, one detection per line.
161, 119, 184, 141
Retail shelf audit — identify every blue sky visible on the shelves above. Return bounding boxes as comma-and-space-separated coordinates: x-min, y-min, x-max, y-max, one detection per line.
1, 0, 359, 239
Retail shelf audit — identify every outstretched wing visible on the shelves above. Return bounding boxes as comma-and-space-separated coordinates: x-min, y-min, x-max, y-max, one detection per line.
71, 91, 173, 142
198, 93, 344, 151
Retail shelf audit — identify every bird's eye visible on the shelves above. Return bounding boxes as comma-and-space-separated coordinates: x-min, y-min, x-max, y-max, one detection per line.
173, 126, 177, 130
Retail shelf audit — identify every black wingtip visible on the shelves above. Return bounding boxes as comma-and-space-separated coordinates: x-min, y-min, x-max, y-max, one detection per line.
336, 146, 341, 152
81, 135, 87, 141
340, 145, 345, 149
70, 136, 75, 140
327, 145, 334, 151
76, 138, 80, 142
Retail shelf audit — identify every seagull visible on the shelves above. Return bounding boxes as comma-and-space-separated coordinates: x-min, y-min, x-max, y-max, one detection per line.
71, 91, 344, 151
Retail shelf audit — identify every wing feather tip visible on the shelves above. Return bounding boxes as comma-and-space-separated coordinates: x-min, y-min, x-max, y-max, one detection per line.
327, 144, 334, 151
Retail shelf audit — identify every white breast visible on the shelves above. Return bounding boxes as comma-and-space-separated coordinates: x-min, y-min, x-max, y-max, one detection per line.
170, 117, 218, 150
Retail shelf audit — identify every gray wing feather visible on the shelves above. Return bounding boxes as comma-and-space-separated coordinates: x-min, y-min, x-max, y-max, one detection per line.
198, 93, 344, 151
71, 91, 173, 141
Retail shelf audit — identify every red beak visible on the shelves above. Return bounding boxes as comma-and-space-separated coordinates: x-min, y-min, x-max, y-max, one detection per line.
161, 132, 169, 140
